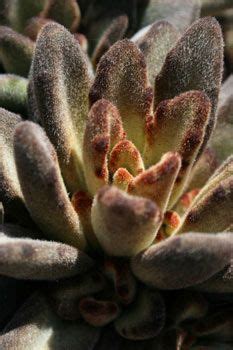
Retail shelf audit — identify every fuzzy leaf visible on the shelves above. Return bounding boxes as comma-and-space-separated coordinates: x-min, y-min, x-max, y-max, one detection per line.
114, 289, 165, 340
14, 121, 86, 249
140, 0, 201, 32
72, 191, 100, 250
50, 272, 106, 320
128, 152, 181, 212
131, 232, 233, 289
79, 297, 120, 327
186, 148, 218, 191
190, 309, 233, 342
144, 91, 211, 208
0, 74, 28, 115
90, 39, 153, 153
109, 140, 144, 177
41, 0, 81, 32
135, 21, 179, 86
179, 156, 233, 233
104, 259, 137, 305
28, 22, 92, 192
92, 15, 128, 68
7, 0, 46, 32
210, 74, 233, 163
91, 186, 162, 257
194, 263, 233, 293
24, 17, 52, 41
0, 108, 30, 223
0, 26, 34, 77
112, 168, 134, 191
0, 293, 100, 349
154, 17, 223, 156
0, 226, 93, 280
83, 99, 125, 196
169, 291, 208, 326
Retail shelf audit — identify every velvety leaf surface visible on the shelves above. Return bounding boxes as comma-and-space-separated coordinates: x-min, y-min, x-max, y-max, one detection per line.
28, 22, 92, 192
90, 39, 153, 153
14, 121, 86, 249
128, 152, 181, 212
0, 225, 93, 280
114, 289, 165, 340
154, 17, 223, 156
109, 140, 144, 177
186, 148, 218, 190
50, 271, 106, 320
91, 186, 162, 256
0, 108, 30, 223
0, 26, 34, 77
7, 0, 46, 32
83, 99, 125, 196
0, 293, 100, 349
144, 91, 211, 208
179, 156, 233, 233
194, 263, 233, 293
92, 15, 128, 68
0, 74, 28, 115
131, 232, 233, 289
210, 74, 233, 163
140, 0, 201, 32
41, 0, 81, 32
135, 21, 179, 86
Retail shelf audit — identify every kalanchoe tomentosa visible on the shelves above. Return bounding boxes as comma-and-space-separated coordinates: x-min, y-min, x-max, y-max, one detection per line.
0, 2, 233, 350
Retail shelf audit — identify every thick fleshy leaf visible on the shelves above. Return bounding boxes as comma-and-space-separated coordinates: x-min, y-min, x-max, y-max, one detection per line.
0, 108, 30, 223
92, 15, 128, 68
140, 0, 200, 32
210, 74, 233, 162
90, 39, 153, 153
114, 289, 165, 340
0, 293, 100, 349
144, 91, 211, 208
79, 297, 120, 327
131, 232, 233, 289
0, 26, 34, 77
41, 0, 81, 32
112, 168, 134, 191
128, 152, 181, 212
91, 186, 162, 257
0, 74, 28, 115
104, 259, 137, 305
154, 17, 224, 156
109, 140, 144, 177
190, 309, 233, 342
169, 291, 208, 326
72, 191, 100, 250
136, 21, 179, 86
186, 147, 218, 191
50, 271, 106, 320
201, 0, 233, 16
24, 16, 52, 41
83, 99, 125, 196
179, 156, 233, 233
28, 22, 92, 192
0, 225, 93, 280
194, 263, 233, 293
14, 121, 86, 249
7, 0, 46, 32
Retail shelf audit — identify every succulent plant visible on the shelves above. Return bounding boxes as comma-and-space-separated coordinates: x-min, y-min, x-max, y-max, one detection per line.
0, 0, 233, 349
